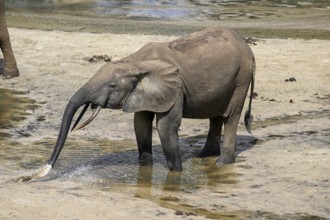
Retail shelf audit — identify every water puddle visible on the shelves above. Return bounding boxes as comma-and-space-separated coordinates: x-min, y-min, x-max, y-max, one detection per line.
0, 88, 255, 202
0, 87, 256, 188
1, 88, 327, 187
30, 136, 251, 188
0, 88, 328, 219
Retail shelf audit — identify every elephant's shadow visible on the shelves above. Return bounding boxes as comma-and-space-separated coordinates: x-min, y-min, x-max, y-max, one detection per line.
46, 134, 257, 185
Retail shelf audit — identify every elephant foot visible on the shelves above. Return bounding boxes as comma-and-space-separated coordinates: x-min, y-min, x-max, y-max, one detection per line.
139, 152, 153, 166
198, 148, 220, 158
167, 159, 183, 172
168, 163, 183, 172
215, 147, 236, 166
216, 155, 235, 166
3, 67, 19, 79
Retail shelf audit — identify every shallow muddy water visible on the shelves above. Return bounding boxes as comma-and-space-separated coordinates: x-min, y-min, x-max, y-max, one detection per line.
0, 88, 251, 186
1, 88, 329, 218
0, 91, 256, 219
0, 89, 253, 187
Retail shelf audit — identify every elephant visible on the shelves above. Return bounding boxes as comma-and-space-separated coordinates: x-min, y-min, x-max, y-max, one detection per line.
0, 0, 19, 79
46, 27, 255, 172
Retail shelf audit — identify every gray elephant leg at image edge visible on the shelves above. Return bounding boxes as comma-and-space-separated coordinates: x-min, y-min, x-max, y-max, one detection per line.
0, 0, 19, 79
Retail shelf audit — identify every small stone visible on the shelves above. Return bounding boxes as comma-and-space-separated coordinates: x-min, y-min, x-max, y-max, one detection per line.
285, 77, 296, 82
83, 55, 112, 62
89, 57, 97, 62
37, 116, 46, 121
245, 37, 259, 45
175, 211, 184, 216
103, 55, 112, 62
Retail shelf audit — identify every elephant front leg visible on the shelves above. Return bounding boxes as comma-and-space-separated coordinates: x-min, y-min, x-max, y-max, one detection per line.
156, 95, 183, 171
157, 115, 182, 171
199, 116, 223, 158
134, 111, 155, 166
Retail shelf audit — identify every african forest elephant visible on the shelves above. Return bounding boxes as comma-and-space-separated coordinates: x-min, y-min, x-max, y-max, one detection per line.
0, 0, 19, 79
46, 27, 255, 172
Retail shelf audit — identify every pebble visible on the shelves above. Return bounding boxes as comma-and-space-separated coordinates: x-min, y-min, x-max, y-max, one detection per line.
285, 77, 296, 82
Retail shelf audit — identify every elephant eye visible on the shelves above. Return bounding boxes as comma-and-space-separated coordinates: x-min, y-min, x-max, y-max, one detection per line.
109, 82, 117, 89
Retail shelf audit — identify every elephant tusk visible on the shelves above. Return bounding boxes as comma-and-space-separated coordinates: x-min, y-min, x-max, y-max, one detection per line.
71, 103, 90, 131
71, 105, 102, 131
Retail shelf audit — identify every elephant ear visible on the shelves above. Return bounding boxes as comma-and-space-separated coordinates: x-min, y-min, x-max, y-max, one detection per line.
123, 59, 181, 113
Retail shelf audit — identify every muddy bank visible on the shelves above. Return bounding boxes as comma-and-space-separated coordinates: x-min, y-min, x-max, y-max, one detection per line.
0, 28, 329, 219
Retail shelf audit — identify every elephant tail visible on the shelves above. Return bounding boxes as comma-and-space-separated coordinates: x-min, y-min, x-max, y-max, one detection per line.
244, 57, 255, 134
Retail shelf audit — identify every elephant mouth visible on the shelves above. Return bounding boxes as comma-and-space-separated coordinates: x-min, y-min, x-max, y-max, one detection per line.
71, 103, 102, 131
106, 102, 121, 109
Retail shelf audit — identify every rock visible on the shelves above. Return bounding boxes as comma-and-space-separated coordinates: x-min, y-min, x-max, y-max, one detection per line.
252, 92, 259, 98
103, 55, 112, 62
246, 37, 259, 45
285, 77, 296, 82
83, 55, 112, 62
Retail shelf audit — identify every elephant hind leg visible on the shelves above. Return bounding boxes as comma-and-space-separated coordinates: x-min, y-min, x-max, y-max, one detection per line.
217, 86, 250, 165
216, 113, 240, 165
198, 116, 223, 158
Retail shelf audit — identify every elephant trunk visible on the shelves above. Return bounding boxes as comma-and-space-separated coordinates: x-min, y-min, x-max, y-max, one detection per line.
47, 87, 89, 166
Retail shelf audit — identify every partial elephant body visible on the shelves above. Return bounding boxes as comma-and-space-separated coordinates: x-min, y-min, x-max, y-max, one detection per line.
0, 0, 19, 79
46, 27, 255, 173
124, 27, 254, 119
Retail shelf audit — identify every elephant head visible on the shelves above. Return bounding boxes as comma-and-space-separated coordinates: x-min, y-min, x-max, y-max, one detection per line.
47, 59, 181, 166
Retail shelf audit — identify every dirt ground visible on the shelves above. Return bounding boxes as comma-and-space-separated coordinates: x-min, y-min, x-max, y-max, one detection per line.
0, 28, 329, 219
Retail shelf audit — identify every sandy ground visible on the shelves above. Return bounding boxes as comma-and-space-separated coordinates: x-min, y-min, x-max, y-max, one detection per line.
0, 28, 329, 219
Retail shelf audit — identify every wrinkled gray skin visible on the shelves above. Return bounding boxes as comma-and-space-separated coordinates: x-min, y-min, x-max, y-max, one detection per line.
48, 27, 255, 171
0, 0, 19, 79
